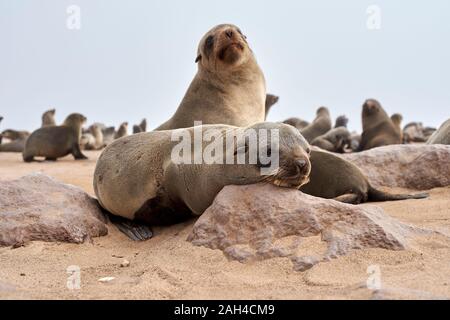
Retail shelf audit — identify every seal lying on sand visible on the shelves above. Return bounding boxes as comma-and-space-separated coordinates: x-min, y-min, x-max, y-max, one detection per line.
427, 119, 450, 145
80, 124, 105, 150
300, 149, 428, 204
300, 107, 332, 143
265, 94, 279, 119
94, 122, 311, 240
156, 24, 266, 130
23, 113, 88, 162
359, 99, 402, 151
42, 109, 56, 127
310, 127, 351, 153
114, 122, 128, 139
0, 130, 30, 153
133, 119, 147, 134
283, 118, 310, 130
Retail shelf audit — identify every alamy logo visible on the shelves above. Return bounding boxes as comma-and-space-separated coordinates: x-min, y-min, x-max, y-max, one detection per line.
366, 5, 382, 30
66, 265, 81, 290
366, 265, 382, 290
66, 5, 81, 30
170, 122, 280, 175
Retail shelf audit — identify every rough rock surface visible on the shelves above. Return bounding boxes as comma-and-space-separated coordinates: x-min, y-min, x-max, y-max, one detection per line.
0, 173, 108, 247
341, 144, 450, 190
189, 184, 426, 271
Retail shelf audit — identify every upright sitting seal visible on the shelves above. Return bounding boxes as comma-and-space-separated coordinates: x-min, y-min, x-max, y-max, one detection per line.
300, 106, 332, 142
427, 119, 450, 145
23, 113, 88, 162
0, 130, 30, 153
265, 94, 279, 119
334, 115, 349, 128
94, 122, 311, 240
310, 127, 351, 153
114, 122, 128, 139
283, 118, 310, 130
133, 118, 147, 134
156, 24, 266, 130
300, 149, 428, 204
390, 113, 403, 142
42, 108, 56, 127
359, 99, 402, 151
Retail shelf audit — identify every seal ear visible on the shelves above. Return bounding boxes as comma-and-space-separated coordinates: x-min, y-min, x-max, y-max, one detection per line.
195, 54, 202, 63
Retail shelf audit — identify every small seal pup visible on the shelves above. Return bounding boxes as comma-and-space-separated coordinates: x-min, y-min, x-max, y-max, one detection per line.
265, 94, 279, 119
114, 122, 128, 139
300, 149, 428, 204
359, 99, 402, 151
0, 130, 30, 153
22, 113, 88, 162
156, 24, 266, 130
94, 122, 311, 240
310, 127, 351, 153
283, 118, 310, 130
41, 108, 56, 127
300, 106, 332, 142
427, 119, 450, 145
133, 119, 147, 134
334, 115, 349, 128
403, 122, 426, 143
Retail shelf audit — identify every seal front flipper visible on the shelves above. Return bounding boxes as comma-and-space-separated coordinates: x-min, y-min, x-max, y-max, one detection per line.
108, 214, 153, 241
72, 143, 88, 160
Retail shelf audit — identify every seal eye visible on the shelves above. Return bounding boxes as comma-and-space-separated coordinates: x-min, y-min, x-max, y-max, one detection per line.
204, 35, 214, 53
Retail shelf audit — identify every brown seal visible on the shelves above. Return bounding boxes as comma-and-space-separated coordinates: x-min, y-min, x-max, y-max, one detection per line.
403, 122, 426, 143
359, 99, 402, 151
334, 115, 348, 128
283, 118, 310, 130
22, 113, 88, 162
94, 122, 311, 239
300, 106, 332, 142
265, 94, 279, 119
42, 109, 56, 127
427, 119, 450, 145
0, 129, 30, 153
114, 122, 128, 139
0, 116, 3, 144
80, 124, 105, 150
390, 113, 403, 142
310, 127, 351, 153
133, 119, 147, 134
156, 24, 266, 130
300, 149, 428, 204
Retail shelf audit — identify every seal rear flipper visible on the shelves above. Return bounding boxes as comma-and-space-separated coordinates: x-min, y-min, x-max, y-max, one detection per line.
108, 214, 153, 241
333, 193, 364, 204
368, 186, 429, 202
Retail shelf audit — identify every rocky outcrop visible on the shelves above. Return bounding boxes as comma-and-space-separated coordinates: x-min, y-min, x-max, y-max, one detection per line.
188, 184, 425, 271
0, 173, 108, 247
341, 144, 450, 190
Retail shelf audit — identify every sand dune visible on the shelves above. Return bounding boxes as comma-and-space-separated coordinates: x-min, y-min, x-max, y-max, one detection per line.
0, 151, 449, 300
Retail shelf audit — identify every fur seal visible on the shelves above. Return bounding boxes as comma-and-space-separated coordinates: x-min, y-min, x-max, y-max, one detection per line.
0, 130, 30, 153
42, 109, 56, 127
0, 116, 3, 144
81, 124, 105, 150
133, 119, 147, 134
359, 99, 402, 151
102, 126, 115, 145
114, 122, 128, 139
22, 113, 88, 162
334, 115, 348, 128
94, 122, 311, 239
300, 149, 428, 204
265, 94, 279, 119
427, 119, 450, 145
403, 122, 426, 143
390, 113, 403, 142
283, 118, 310, 130
300, 107, 332, 142
310, 127, 351, 153
156, 24, 266, 130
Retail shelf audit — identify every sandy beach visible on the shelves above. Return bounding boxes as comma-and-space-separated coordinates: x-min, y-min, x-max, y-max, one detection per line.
0, 151, 449, 300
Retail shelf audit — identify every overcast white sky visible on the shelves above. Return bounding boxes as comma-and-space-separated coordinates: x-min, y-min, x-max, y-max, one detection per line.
1, 0, 449, 132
